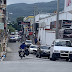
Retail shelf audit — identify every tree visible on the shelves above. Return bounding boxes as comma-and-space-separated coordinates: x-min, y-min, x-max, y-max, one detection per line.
16, 16, 24, 23
8, 25, 15, 32
12, 22, 21, 31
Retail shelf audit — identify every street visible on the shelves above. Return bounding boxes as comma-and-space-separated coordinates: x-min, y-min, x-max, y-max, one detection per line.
0, 42, 71, 72
0, 0, 72, 72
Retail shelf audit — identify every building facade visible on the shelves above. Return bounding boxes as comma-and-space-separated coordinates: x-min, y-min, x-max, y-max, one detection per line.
23, 16, 34, 35
0, 0, 6, 57
36, 0, 72, 45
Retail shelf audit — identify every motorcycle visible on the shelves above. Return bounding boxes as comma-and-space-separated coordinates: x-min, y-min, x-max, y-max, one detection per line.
18, 48, 29, 59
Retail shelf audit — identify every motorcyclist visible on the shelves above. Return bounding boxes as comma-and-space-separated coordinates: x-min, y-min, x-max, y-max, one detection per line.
19, 42, 27, 57
20, 42, 27, 49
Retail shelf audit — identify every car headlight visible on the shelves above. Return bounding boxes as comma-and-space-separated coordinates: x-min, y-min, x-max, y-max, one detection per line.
70, 51, 72, 54
54, 50, 59, 53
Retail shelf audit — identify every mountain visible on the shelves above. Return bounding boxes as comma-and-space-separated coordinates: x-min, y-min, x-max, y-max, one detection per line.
7, 0, 65, 21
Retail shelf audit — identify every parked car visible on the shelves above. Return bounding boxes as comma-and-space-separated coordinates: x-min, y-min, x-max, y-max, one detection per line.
36, 45, 50, 58
29, 45, 38, 54
25, 40, 32, 47
50, 39, 72, 61
9, 33, 16, 42
15, 35, 19, 41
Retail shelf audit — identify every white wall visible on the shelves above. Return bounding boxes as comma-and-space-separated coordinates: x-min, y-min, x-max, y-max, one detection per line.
64, 0, 72, 12
35, 13, 51, 23
39, 12, 72, 29
38, 12, 72, 45
45, 31, 55, 46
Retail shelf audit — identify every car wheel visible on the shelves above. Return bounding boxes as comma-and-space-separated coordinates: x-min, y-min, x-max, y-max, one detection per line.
70, 59, 72, 62
66, 58, 69, 61
15, 41, 16, 42
21, 57, 23, 59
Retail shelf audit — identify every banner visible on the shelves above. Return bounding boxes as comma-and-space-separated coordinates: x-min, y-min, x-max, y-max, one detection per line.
66, 0, 72, 7
64, 0, 72, 12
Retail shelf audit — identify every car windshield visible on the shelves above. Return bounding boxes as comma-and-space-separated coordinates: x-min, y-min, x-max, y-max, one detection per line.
30, 46, 37, 48
26, 41, 32, 43
11, 32, 15, 35
55, 41, 71, 47
40, 46, 48, 49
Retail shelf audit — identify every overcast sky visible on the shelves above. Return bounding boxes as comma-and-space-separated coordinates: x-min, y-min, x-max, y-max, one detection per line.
7, 0, 54, 5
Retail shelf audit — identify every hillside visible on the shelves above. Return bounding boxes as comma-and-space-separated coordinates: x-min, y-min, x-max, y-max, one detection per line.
7, 0, 65, 21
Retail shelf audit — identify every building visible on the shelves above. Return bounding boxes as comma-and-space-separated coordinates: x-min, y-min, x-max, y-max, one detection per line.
23, 16, 34, 35
36, 0, 72, 45
0, 0, 6, 30
0, 0, 6, 58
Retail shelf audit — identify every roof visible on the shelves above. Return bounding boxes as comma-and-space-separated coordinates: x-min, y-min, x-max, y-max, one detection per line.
25, 16, 34, 21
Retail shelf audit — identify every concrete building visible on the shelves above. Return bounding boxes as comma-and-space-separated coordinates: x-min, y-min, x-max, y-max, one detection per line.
23, 16, 34, 35
0, 0, 6, 58
36, 0, 72, 45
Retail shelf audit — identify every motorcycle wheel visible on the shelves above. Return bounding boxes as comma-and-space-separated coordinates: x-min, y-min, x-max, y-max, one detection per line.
21, 57, 23, 59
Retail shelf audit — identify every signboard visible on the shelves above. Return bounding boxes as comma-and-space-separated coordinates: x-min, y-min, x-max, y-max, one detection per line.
0, 23, 4, 29
64, 0, 72, 12
66, 0, 72, 7
21, 22, 30, 25
18, 21, 30, 25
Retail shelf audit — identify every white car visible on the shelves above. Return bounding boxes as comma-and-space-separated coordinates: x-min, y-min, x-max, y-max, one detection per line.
50, 39, 72, 61
9, 35, 16, 42
15, 35, 19, 41
25, 40, 32, 47
29, 45, 38, 54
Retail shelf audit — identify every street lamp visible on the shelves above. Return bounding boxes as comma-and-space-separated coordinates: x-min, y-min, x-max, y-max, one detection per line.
56, 0, 59, 39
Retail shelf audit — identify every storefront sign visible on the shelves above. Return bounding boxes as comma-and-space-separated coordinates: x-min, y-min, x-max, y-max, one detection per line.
66, 0, 72, 7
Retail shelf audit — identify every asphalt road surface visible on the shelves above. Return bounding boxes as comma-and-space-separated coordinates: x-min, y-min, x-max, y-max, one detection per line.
0, 42, 72, 72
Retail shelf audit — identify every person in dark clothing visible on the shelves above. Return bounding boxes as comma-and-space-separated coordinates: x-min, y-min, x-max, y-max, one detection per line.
20, 42, 27, 49
19, 42, 27, 57
34, 37, 38, 44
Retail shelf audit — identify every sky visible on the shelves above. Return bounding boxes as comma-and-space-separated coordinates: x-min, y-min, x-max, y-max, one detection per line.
7, 0, 55, 5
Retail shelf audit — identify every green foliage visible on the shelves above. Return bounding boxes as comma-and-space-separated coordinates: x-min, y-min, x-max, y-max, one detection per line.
12, 22, 21, 31
8, 25, 15, 32
16, 17, 24, 22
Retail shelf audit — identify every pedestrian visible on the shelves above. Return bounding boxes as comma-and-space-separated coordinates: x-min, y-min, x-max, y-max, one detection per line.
34, 37, 38, 44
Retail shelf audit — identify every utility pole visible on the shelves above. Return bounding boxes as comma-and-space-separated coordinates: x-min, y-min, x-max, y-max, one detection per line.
6, 12, 9, 32
56, 0, 59, 39
33, 6, 36, 37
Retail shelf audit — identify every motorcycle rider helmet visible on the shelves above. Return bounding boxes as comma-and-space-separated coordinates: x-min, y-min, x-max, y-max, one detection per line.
22, 42, 25, 44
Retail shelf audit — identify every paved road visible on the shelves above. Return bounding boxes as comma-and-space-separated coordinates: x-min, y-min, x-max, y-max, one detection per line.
1, 42, 72, 72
